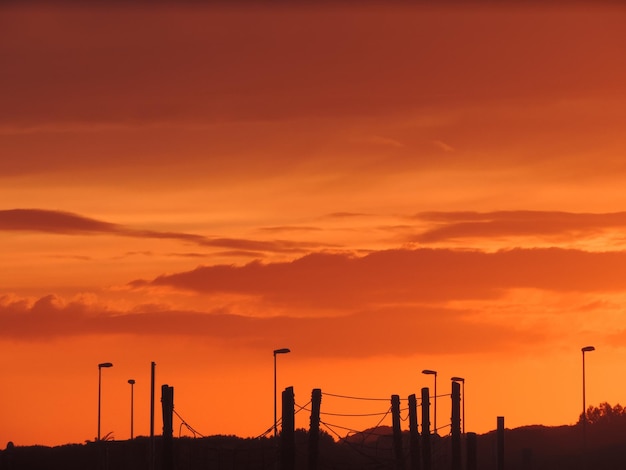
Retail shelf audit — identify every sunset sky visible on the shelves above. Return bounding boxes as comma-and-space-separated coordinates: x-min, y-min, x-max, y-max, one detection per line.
2, 2, 626, 447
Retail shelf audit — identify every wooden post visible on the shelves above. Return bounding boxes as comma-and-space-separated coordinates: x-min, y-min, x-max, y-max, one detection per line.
2, 441, 15, 470
451, 381, 462, 470
466, 432, 477, 470
421, 387, 431, 470
161, 384, 174, 470
281, 386, 295, 470
408, 394, 421, 470
308, 388, 322, 470
497, 416, 505, 470
150, 361, 156, 470
391, 394, 405, 470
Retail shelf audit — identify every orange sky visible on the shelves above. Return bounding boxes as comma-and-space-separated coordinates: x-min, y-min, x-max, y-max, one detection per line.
2, 2, 626, 447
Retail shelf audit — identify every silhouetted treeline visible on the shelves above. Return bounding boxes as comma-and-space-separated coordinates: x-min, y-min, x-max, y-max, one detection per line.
3, 415, 626, 470
583, 401, 626, 425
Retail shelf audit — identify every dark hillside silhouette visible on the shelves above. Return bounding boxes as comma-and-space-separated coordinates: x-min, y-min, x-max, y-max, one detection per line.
4, 405, 626, 470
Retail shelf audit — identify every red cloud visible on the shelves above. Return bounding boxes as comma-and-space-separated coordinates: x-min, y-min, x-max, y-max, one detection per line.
414, 211, 626, 243
132, 248, 626, 310
3, 5, 623, 128
0, 209, 328, 254
0, 294, 540, 357
0, 209, 119, 234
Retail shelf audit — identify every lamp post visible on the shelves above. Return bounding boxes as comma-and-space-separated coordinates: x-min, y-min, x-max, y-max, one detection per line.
97, 362, 113, 441
273, 348, 291, 438
582, 346, 595, 443
422, 369, 438, 433
128, 379, 136, 439
451, 377, 465, 434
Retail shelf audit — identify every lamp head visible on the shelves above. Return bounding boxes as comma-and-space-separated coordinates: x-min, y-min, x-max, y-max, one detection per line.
274, 348, 291, 355
128, 379, 135, 385
582, 346, 595, 353
422, 369, 437, 375
451, 376, 465, 382
98, 362, 113, 368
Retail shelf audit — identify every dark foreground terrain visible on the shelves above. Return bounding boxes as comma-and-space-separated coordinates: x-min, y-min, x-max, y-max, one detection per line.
2, 421, 626, 470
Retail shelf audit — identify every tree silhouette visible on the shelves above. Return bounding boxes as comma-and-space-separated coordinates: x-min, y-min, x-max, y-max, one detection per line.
583, 402, 626, 425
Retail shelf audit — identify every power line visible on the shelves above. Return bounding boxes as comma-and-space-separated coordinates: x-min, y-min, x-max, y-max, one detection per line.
320, 420, 392, 467
323, 391, 391, 401
295, 400, 311, 415
173, 408, 205, 438
254, 425, 274, 439
321, 410, 391, 417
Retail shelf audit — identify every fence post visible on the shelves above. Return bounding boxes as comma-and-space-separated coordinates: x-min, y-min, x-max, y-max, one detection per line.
391, 394, 405, 470
451, 381, 462, 470
150, 362, 156, 470
421, 387, 431, 470
281, 386, 295, 470
408, 394, 421, 470
497, 416, 505, 470
466, 432, 477, 470
161, 384, 174, 470
308, 388, 322, 470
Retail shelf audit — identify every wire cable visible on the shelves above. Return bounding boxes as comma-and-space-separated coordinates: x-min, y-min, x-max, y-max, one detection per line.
323, 391, 391, 401
173, 408, 206, 438
320, 420, 392, 468
295, 400, 312, 415
320, 410, 392, 417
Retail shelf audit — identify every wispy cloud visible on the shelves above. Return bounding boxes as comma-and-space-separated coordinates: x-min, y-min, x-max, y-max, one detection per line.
0, 209, 119, 234
0, 209, 330, 254
324, 212, 371, 219
0, 293, 541, 356
413, 211, 626, 243
432, 140, 454, 152
259, 226, 323, 234
361, 135, 405, 148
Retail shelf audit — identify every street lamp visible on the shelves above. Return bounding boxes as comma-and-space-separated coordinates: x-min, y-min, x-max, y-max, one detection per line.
582, 346, 595, 437
128, 379, 136, 439
97, 362, 113, 441
422, 369, 438, 433
451, 377, 465, 434
273, 348, 291, 438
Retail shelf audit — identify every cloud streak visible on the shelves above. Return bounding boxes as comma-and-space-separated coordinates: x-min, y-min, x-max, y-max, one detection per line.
0, 208, 119, 234
10, 244, 619, 355
0, 294, 541, 357
413, 211, 626, 243
130, 248, 626, 312
0, 209, 329, 254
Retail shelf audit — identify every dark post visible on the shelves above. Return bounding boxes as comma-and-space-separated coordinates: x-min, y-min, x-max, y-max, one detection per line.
421, 387, 432, 470
466, 432, 477, 470
150, 362, 156, 470
161, 385, 174, 470
281, 386, 295, 470
408, 394, 421, 470
391, 394, 405, 470
497, 416, 505, 470
451, 381, 462, 470
308, 388, 322, 470
3, 441, 15, 470
150, 362, 156, 437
